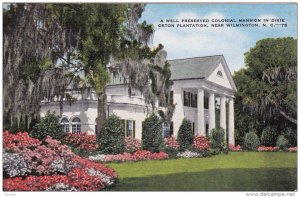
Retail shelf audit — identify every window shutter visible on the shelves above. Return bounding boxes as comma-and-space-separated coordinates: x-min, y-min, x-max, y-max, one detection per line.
183, 91, 186, 106
133, 120, 135, 138
121, 119, 126, 137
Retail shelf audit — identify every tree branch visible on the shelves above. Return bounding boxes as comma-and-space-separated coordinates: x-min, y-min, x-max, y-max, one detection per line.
279, 110, 297, 125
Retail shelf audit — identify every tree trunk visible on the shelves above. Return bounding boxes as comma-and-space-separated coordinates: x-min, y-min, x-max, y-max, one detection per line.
96, 88, 107, 137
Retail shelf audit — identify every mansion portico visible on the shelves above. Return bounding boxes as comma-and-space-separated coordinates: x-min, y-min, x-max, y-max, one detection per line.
169, 55, 237, 145
40, 55, 237, 145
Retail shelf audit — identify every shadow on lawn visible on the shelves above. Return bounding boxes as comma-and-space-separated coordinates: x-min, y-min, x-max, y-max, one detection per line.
108, 168, 297, 191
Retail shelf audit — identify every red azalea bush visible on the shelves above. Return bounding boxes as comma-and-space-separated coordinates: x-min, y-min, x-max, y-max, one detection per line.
257, 146, 280, 152
3, 131, 41, 151
229, 144, 243, 151
65, 133, 99, 151
288, 147, 297, 152
164, 136, 180, 150
132, 150, 152, 161
125, 137, 141, 153
4, 168, 106, 191
3, 175, 71, 191
91, 150, 169, 162
151, 151, 169, 160
192, 135, 210, 151
3, 130, 117, 191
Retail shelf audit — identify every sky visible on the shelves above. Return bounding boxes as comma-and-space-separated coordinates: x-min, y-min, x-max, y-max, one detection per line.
140, 3, 297, 72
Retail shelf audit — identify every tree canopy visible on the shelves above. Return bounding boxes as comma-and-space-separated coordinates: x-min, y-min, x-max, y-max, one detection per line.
233, 37, 297, 144
3, 3, 173, 130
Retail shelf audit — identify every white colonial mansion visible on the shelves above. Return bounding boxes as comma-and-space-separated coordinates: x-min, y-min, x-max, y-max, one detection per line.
40, 55, 237, 145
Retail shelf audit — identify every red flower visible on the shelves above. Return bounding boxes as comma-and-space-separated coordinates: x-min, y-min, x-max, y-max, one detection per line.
164, 136, 180, 150
65, 133, 98, 151
192, 135, 210, 151
229, 144, 243, 151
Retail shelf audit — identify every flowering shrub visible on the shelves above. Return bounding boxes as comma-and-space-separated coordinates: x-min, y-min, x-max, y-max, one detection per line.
65, 133, 99, 151
132, 150, 152, 160
3, 131, 41, 151
164, 136, 180, 150
288, 147, 297, 152
177, 150, 200, 158
19, 144, 58, 175
4, 168, 107, 191
257, 146, 280, 152
89, 150, 169, 162
4, 175, 70, 191
229, 144, 243, 151
151, 151, 169, 160
67, 168, 104, 191
125, 137, 141, 153
3, 153, 31, 178
192, 135, 210, 151
3, 131, 117, 191
104, 153, 132, 162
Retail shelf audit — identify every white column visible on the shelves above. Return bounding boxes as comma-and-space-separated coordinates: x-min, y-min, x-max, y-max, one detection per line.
197, 89, 205, 136
208, 92, 215, 133
172, 87, 184, 137
228, 98, 235, 145
220, 95, 226, 139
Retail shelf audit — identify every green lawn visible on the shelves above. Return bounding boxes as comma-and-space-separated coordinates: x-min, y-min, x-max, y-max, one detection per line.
106, 152, 297, 191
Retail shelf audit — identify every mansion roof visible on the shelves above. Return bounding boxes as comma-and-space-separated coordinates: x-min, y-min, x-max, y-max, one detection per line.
108, 55, 235, 90
169, 55, 223, 80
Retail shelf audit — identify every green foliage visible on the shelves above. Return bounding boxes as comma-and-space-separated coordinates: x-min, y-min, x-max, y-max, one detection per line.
284, 127, 297, 147
98, 115, 125, 154
142, 113, 164, 153
177, 119, 194, 150
31, 112, 65, 141
87, 63, 110, 94
210, 127, 225, 150
244, 132, 260, 151
260, 127, 278, 147
244, 37, 296, 77
20, 57, 52, 84
276, 135, 289, 150
233, 37, 297, 144
163, 147, 179, 159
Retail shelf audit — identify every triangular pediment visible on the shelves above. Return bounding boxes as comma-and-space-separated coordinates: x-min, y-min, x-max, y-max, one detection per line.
206, 57, 237, 91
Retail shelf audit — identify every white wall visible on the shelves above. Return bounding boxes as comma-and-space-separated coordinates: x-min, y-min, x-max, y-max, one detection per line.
40, 76, 233, 139
40, 100, 97, 135
108, 104, 148, 139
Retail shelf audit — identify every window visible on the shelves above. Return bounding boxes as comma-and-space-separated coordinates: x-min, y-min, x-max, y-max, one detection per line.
162, 122, 169, 138
206, 124, 209, 136
122, 119, 135, 138
184, 91, 197, 108
191, 94, 197, 108
217, 70, 223, 77
60, 118, 69, 133
204, 97, 209, 109
162, 122, 174, 138
184, 91, 189, 106
71, 117, 81, 134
